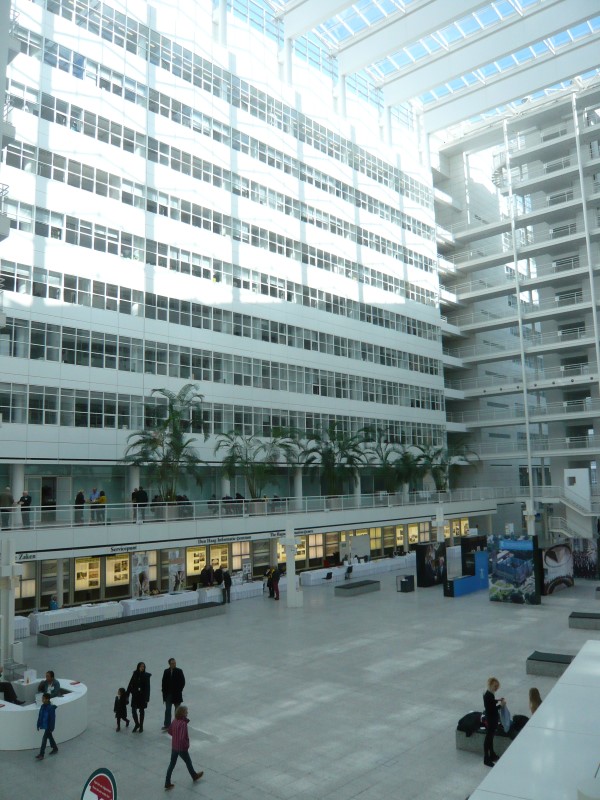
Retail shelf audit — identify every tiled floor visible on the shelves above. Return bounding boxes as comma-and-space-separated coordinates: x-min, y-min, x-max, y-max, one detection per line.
5, 569, 598, 800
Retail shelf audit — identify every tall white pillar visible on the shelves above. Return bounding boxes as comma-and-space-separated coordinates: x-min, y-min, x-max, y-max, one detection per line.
0, 538, 23, 665
293, 466, 303, 511
283, 525, 303, 608
9, 463, 24, 499
221, 476, 231, 497
55, 558, 64, 608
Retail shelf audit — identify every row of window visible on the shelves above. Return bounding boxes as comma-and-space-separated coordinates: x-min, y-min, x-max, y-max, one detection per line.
27, 2, 432, 207
1, 317, 444, 409
5, 137, 438, 283
1, 243, 440, 342
0, 382, 444, 445
1, 308, 440, 376
8, 77, 426, 253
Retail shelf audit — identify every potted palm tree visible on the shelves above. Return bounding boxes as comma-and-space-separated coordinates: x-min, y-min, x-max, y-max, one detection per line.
123, 384, 206, 514
303, 424, 368, 508
214, 431, 291, 506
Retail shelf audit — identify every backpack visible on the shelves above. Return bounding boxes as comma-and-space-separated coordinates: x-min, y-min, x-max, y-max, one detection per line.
457, 711, 484, 737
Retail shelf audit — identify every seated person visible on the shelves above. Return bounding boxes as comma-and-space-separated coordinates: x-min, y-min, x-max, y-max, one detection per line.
0, 665, 24, 705
38, 670, 61, 698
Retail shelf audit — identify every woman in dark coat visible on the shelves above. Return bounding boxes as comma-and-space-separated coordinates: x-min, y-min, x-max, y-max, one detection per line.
483, 676, 504, 766
127, 661, 151, 733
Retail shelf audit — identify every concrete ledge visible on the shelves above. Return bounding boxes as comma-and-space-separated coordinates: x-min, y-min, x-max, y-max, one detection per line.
569, 611, 600, 630
526, 651, 574, 677
37, 602, 225, 647
456, 729, 512, 756
334, 580, 380, 597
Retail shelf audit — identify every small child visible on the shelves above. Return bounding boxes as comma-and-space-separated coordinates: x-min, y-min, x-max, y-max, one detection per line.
36, 693, 58, 759
114, 687, 130, 732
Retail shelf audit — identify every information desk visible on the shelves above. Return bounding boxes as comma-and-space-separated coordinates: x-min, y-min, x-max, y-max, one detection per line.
120, 592, 197, 616
469, 640, 600, 800
30, 602, 123, 633
300, 555, 415, 586
0, 678, 87, 751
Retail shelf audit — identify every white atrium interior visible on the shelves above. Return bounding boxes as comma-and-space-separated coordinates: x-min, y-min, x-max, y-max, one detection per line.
1, 1, 600, 796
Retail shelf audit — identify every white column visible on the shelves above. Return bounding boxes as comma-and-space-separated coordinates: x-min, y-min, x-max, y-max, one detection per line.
293, 466, 303, 511
525, 499, 536, 539
0, 538, 23, 666
55, 558, 64, 608
221, 476, 231, 497
283, 525, 303, 608
9, 463, 24, 499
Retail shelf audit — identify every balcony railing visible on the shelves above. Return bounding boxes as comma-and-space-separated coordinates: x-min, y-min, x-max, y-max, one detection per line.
478, 434, 600, 457
447, 397, 600, 425
446, 326, 593, 360
446, 361, 595, 392
0, 487, 505, 532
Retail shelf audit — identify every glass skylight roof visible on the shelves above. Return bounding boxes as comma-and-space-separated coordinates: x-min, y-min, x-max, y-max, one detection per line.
265, 0, 600, 128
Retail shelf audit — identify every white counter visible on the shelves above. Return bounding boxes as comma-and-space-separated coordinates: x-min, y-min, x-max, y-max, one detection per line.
14, 616, 30, 639
0, 678, 87, 751
30, 602, 123, 633
299, 555, 414, 586
120, 592, 197, 616
469, 639, 600, 800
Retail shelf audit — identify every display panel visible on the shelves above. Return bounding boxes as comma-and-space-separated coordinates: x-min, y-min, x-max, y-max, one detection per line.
106, 555, 130, 587
541, 543, 574, 595
166, 549, 185, 592
75, 557, 101, 591
416, 542, 446, 587
186, 546, 207, 579
487, 534, 541, 604
131, 551, 150, 597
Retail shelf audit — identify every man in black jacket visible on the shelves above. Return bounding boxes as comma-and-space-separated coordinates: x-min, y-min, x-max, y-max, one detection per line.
161, 658, 185, 731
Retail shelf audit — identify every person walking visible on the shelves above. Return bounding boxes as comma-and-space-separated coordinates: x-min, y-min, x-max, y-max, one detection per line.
0, 486, 14, 530
271, 564, 281, 601
222, 568, 232, 604
161, 658, 185, 731
35, 693, 58, 759
96, 490, 107, 523
18, 489, 32, 529
164, 705, 203, 790
114, 687, 130, 731
483, 677, 504, 767
137, 486, 148, 521
127, 662, 151, 733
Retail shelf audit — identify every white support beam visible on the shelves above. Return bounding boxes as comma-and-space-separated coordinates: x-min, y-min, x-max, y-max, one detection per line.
384, 0, 597, 107
336, 0, 485, 77
422, 36, 600, 133
281, 0, 353, 41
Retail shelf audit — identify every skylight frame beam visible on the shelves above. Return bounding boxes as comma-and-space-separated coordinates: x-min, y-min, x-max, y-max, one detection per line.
422, 35, 600, 132
336, 0, 486, 76
279, 0, 354, 41
383, 0, 598, 107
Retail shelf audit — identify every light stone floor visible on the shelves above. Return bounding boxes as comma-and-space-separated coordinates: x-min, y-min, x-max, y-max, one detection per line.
5, 568, 599, 800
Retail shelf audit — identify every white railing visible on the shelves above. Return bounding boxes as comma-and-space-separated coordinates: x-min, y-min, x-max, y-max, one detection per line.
446, 326, 593, 360
0, 487, 507, 532
477, 434, 600, 457
447, 397, 600, 425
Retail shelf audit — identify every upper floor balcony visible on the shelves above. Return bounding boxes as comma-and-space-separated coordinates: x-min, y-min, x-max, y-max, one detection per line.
445, 326, 596, 365
445, 360, 597, 398
6, 7, 20, 65
478, 434, 600, 460
447, 397, 600, 429
447, 290, 592, 334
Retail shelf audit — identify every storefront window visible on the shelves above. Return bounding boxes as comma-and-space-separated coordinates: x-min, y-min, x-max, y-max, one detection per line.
277, 536, 306, 565
210, 544, 228, 569
324, 532, 339, 562
74, 556, 101, 602
369, 526, 382, 556
186, 546, 207, 586
105, 554, 130, 598
16, 561, 36, 612
40, 558, 70, 608
231, 541, 250, 571
252, 538, 270, 575
307, 533, 323, 567
408, 523, 419, 546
